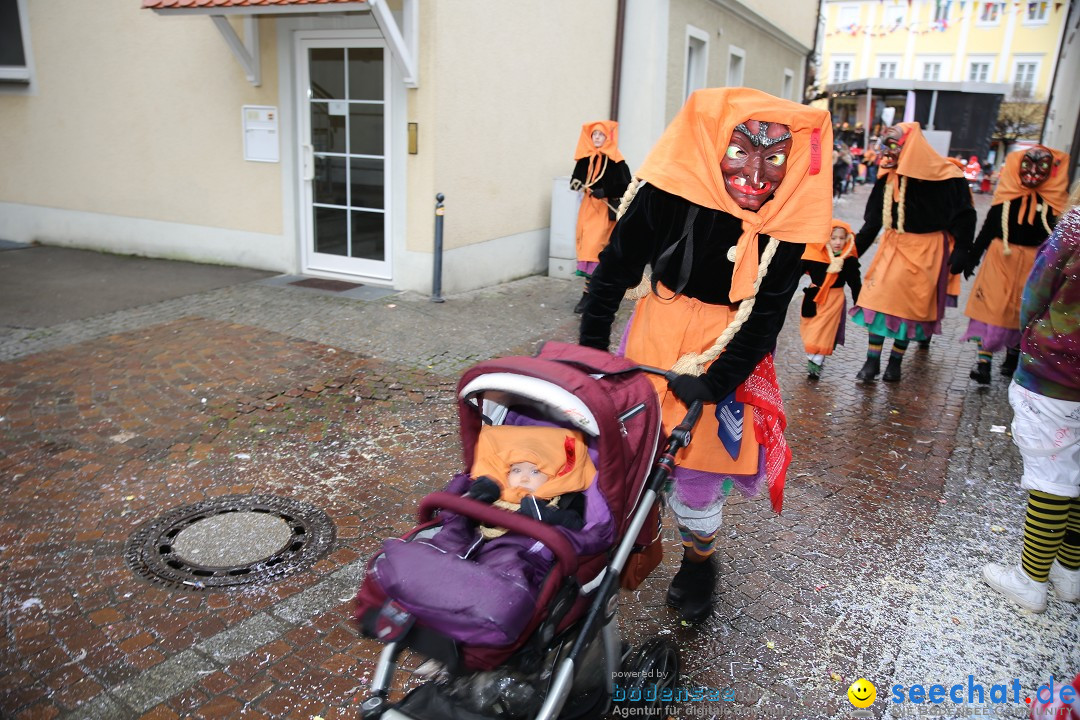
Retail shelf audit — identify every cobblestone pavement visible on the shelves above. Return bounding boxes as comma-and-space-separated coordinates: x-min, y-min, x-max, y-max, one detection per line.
1, 183, 1076, 720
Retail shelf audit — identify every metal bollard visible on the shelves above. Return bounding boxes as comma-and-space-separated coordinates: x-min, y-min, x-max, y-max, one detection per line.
431, 193, 445, 303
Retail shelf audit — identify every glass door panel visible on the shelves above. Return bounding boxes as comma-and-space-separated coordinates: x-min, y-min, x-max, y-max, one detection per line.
300, 38, 390, 280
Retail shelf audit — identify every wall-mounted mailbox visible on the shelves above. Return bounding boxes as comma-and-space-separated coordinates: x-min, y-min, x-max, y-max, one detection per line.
242, 105, 279, 163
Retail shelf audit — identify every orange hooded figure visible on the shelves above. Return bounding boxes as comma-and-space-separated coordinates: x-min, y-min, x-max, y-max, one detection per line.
799, 220, 861, 378
578, 88, 832, 622
850, 121, 976, 383
961, 145, 1070, 383
571, 121, 632, 313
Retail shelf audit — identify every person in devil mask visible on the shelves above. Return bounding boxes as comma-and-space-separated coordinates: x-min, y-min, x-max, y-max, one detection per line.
849, 122, 976, 383
579, 88, 832, 622
961, 145, 1070, 383
570, 121, 632, 314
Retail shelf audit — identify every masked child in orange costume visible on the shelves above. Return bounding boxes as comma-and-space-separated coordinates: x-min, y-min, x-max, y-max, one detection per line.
571, 121, 632, 314
800, 220, 861, 379
579, 88, 832, 622
850, 122, 976, 383
961, 145, 1069, 383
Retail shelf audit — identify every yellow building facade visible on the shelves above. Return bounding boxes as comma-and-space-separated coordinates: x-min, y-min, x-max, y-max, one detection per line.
820, 0, 1070, 99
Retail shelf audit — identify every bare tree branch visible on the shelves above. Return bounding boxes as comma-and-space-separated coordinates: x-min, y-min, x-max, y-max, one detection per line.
993, 98, 1046, 155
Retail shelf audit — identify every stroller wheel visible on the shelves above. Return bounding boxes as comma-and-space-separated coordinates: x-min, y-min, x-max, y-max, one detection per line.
610, 638, 680, 718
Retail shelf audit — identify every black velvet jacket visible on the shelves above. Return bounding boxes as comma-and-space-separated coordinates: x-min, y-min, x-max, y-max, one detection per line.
854, 175, 977, 260
572, 157, 633, 221
802, 256, 862, 303
970, 196, 1059, 267
578, 184, 804, 401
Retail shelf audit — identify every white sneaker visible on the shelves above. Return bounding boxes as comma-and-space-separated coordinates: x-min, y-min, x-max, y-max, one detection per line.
1048, 560, 1080, 602
982, 563, 1048, 613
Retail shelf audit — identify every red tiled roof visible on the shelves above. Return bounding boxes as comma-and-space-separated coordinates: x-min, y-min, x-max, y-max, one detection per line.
143, 0, 363, 9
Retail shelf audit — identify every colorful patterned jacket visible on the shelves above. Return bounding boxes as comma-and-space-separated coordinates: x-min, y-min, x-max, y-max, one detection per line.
1015, 208, 1080, 402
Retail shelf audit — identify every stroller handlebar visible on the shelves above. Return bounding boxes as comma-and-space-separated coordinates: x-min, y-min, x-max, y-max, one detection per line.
417, 492, 580, 577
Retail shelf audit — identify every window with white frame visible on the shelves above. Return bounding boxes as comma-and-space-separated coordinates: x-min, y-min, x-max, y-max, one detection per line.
837, 5, 860, 30
1024, 1, 1049, 23
782, 68, 795, 100
728, 46, 745, 87
933, 0, 952, 22
978, 2, 1000, 24
0, 0, 31, 83
1012, 59, 1039, 97
684, 25, 709, 102
877, 60, 899, 79
831, 57, 853, 83
917, 56, 950, 81
968, 61, 991, 82
882, 3, 906, 27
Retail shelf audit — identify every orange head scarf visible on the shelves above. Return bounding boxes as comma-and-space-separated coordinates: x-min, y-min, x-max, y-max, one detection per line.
801, 219, 857, 302
470, 425, 596, 505
991, 145, 1071, 223
574, 120, 624, 163
635, 88, 833, 303
879, 122, 964, 189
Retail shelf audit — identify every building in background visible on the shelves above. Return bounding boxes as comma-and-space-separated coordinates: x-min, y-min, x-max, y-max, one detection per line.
0, 0, 818, 296
817, 0, 1071, 163
1041, 0, 1080, 184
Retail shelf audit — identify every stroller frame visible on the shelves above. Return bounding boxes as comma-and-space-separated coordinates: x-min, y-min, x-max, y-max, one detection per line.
356, 345, 702, 720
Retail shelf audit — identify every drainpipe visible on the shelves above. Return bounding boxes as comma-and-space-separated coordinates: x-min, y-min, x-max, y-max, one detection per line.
805, 0, 824, 104
610, 0, 626, 121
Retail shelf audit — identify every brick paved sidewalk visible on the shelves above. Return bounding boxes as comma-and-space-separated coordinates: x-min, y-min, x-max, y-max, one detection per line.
1, 183, 1075, 720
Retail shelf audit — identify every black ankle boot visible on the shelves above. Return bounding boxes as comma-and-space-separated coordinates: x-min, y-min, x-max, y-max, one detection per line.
1000, 348, 1019, 376
573, 292, 589, 314
666, 557, 716, 623
970, 361, 992, 384
856, 357, 880, 382
882, 356, 903, 382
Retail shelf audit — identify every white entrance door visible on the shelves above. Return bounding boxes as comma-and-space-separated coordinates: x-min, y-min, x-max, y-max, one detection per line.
298, 35, 391, 281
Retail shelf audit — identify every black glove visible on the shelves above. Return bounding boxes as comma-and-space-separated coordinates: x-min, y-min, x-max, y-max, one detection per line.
948, 246, 969, 276
517, 495, 546, 522
465, 476, 500, 504
516, 496, 584, 530
801, 287, 818, 318
666, 373, 721, 405
591, 186, 606, 199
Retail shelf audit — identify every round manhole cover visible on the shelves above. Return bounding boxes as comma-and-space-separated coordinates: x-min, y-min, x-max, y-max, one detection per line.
125, 494, 335, 590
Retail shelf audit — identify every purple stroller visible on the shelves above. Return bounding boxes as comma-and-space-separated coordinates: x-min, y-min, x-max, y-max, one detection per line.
353, 342, 705, 719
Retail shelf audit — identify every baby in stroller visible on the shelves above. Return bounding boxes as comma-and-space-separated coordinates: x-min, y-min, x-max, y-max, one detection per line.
372, 425, 604, 646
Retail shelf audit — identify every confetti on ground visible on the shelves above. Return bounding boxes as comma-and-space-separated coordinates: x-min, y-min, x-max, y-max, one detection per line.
990, 425, 1007, 433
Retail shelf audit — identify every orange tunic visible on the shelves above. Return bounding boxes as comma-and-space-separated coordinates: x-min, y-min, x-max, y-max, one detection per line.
857, 228, 945, 323
800, 287, 847, 356
624, 291, 759, 476
575, 190, 615, 264
964, 239, 1040, 330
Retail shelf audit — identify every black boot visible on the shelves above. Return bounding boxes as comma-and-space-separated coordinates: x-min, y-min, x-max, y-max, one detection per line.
882, 355, 903, 382
666, 557, 716, 623
573, 292, 589, 314
856, 357, 880, 382
1000, 348, 1019, 376
917, 339, 931, 351
970, 361, 992, 384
